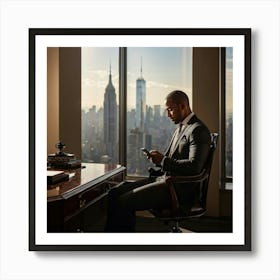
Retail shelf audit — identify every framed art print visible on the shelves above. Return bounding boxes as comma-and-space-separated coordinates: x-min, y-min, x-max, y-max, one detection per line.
29, 28, 251, 251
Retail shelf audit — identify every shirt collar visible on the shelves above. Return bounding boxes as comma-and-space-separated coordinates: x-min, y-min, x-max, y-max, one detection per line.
181, 112, 195, 127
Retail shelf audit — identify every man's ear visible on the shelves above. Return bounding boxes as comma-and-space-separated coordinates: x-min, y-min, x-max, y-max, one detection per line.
178, 103, 184, 110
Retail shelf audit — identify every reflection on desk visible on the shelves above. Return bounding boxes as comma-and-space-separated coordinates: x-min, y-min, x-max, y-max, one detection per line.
47, 163, 124, 199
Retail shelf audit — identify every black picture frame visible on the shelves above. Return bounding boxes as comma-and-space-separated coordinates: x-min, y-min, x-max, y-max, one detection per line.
29, 28, 251, 251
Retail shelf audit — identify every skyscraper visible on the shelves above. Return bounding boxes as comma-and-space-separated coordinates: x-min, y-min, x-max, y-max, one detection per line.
136, 58, 146, 130
129, 58, 152, 176
153, 105, 161, 126
103, 64, 117, 162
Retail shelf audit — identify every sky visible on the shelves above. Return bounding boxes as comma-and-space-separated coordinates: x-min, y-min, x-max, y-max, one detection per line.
81, 47, 232, 113
81, 47, 193, 112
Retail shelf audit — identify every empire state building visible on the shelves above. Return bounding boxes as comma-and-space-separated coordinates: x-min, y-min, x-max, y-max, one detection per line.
103, 65, 117, 162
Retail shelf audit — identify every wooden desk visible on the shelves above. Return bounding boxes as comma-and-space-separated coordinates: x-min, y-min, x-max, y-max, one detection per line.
47, 163, 125, 232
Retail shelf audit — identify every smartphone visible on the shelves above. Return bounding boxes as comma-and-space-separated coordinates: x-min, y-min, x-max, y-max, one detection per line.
141, 148, 150, 157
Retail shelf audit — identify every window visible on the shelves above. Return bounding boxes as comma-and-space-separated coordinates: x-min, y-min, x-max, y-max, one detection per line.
80, 46, 230, 185
81, 48, 119, 164
225, 47, 233, 188
126, 47, 193, 176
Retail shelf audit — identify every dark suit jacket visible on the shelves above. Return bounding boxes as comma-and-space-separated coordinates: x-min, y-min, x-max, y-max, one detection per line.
162, 114, 211, 205
163, 114, 211, 176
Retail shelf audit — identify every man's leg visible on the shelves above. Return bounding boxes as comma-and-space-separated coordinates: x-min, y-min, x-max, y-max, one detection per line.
105, 179, 150, 232
105, 178, 172, 232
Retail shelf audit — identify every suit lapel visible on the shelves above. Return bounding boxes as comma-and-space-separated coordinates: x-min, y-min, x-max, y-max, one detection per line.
168, 115, 197, 157
164, 128, 177, 156
169, 124, 190, 157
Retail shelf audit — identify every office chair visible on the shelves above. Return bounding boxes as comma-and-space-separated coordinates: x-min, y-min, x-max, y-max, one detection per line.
150, 133, 219, 233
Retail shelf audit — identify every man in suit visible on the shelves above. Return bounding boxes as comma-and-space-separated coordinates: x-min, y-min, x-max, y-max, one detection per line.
105, 90, 211, 232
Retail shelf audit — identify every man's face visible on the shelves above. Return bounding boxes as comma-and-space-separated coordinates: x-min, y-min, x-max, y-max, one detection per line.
165, 98, 183, 124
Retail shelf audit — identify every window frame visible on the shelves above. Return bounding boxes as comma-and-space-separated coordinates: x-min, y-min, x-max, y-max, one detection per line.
118, 47, 128, 173
220, 47, 233, 189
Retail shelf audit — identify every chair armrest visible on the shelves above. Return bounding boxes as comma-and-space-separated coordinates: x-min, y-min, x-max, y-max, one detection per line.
165, 169, 209, 184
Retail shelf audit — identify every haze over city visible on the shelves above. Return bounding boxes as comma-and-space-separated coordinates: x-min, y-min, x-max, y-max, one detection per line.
81, 47, 193, 111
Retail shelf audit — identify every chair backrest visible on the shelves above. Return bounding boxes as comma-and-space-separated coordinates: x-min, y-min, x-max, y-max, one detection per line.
196, 132, 219, 209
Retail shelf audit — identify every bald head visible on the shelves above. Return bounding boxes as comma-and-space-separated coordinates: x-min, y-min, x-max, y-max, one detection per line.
165, 90, 190, 108
165, 90, 192, 124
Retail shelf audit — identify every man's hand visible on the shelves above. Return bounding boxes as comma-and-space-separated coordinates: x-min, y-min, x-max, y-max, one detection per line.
149, 150, 164, 165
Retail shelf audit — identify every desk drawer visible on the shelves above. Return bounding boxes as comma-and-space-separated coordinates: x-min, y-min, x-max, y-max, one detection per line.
63, 180, 118, 221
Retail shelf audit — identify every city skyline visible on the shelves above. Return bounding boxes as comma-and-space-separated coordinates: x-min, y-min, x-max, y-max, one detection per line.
81, 47, 193, 112
81, 47, 233, 113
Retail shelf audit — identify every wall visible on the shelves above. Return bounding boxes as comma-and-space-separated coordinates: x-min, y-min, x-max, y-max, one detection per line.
59, 48, 81, 158
47, 47, 59, 155
192, 47, 220, 217
47, 47, 81, 158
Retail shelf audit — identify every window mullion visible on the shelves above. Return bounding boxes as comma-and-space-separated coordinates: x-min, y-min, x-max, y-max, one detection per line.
219, 47, 226, 189
119, 47, 127, 170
